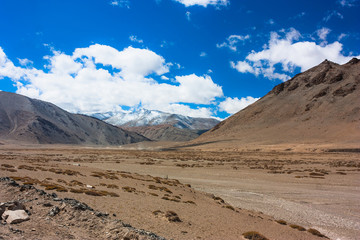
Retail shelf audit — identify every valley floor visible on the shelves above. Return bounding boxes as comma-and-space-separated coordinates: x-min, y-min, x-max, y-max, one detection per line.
0, 144, 359, 240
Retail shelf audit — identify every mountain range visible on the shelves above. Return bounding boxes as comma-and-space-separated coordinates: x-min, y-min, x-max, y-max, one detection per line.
91, 108, 220, 130
91, 108, 220, 141
0, 91, 149, 145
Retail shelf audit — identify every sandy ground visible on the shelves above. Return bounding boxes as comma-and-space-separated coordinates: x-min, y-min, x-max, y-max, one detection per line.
0, 144, 359, 239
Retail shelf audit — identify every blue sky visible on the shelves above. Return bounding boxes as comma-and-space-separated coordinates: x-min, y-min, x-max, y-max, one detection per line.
0, 0, 359, 119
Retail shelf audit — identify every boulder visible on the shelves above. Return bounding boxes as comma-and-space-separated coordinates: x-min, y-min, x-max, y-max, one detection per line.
2, 210, 30, 224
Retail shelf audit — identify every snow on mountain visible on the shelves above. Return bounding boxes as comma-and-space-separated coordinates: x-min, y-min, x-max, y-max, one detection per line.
90, 108, 220, 130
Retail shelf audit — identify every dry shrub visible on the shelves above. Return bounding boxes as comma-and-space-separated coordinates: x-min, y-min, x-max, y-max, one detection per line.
68, 180, 84, 187
148, 185, 172, 193
122, 186, 136, 193
149, 193, 158, 197
0, 167, 17, 172
213, 196, 225, 203
40, 183, 68, 192
184, 200, 196, 205
85, 190, 106, 196
18, 165, 37, 171
70, 188, 85, 194
1, 164, 14, 168
223, 205, 235, 211
242, 231, 269, 240
165, 211, 181, 222
91, 171, 118, 179
307, 228, 328, 238
290, 224, 306, 231
275, 219, 287, 225
309, 172, 325, 177
107, 184, 119, 189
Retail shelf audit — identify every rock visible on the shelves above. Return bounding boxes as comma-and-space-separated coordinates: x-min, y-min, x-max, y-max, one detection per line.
7, 201, 26, 211
2, 210, 30, 224
49, 206, 60, 217
0, 203, 5, 217
86, 184, 94, 189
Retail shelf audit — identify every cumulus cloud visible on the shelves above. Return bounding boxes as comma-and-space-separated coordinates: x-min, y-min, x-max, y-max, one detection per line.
316, 27, 331, 41
217, 34, 250, 51
231, 28, 360, 81
219, 96, 259, 114
0, 45, 224, 118
174, 0, 229, 7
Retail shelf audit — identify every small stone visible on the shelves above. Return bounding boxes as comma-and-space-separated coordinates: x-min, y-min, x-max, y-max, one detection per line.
43, 203, 53, 207
2, 210, 30, 224
86, 185, 94, 189
49, 206, 60, 217
31, 228, 36, 231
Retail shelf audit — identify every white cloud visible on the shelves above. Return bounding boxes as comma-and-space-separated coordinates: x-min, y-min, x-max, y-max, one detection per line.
18, 58, 33, 66
323, 11, 344, 22
316, 27, 331, 41
267, 19, 275, 25
200, 52, 207, 57
158, 103, 214, 118
186, 11, 191, 21
217, 34, 250, 51
0, 44, 224, 118
219, 96, 259, 114
174, 0, 229, 7
129, 35, 143, 44
338, 0, 357, 7
338, 33, 348, 41
231, 28, 360, 81
230, 61, 254, 74
110, 0, 130, 8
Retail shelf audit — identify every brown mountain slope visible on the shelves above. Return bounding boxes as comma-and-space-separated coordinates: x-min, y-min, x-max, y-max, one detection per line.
122, 124, 207, 141
194, 58, 360, 147
0, 91, 149, 145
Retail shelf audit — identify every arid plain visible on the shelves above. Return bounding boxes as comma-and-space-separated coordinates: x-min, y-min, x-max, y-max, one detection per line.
1, 143, 359, 240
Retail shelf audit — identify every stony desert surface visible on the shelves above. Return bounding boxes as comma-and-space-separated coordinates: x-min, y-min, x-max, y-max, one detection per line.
1, 144, 359, 240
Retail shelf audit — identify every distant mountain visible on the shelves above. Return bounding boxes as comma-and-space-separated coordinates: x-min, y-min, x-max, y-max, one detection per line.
92, 109, 218, 129
92, 108, 220, 130
91, 109, 219, 142
0, 92, 149, 145
121, 124, 208, 142
194, 58, 360, 147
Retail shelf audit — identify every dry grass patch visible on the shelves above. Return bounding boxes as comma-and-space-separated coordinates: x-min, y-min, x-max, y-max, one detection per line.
275, 219, 287, 225
242, 231, 269, 240
18, 165, 37, 171
148, 184, 172, 193
290, 224, 306, 231
0, 167, 17, 172
307, 228, 328, 238
165, 211, 181, 222
122, 186, 136, 193
1, 164, 15, 168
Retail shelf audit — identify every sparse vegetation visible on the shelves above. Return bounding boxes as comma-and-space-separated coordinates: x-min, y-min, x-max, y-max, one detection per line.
290, 224, 306, 231
275, 219, 287, 225
242, 231, 269, 240
307, 228, 328, 238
